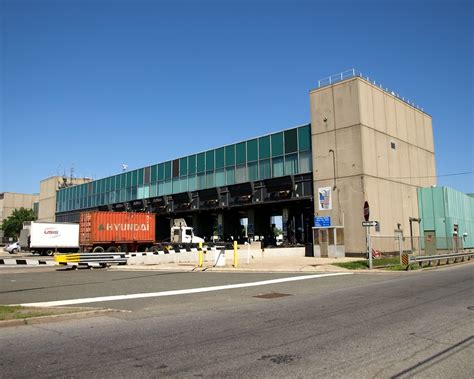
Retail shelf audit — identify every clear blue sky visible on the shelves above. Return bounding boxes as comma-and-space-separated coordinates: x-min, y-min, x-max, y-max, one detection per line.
1, 0, 473, 194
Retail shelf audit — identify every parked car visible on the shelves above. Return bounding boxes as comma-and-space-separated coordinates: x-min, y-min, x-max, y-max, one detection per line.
5, 241, 21, 254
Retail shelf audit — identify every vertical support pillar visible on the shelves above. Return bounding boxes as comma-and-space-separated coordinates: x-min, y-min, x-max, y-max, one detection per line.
233, 240, 238, 268
247, 209, 255, 242
217, 213, 224, 240
198, 242, 203, 268
368, 230, 373, 269
192, 213, 199, 227
282, 208, 289, 242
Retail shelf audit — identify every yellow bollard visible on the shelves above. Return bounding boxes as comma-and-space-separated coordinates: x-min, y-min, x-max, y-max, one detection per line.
233, 240, 238, 268
198, 242, 203, 268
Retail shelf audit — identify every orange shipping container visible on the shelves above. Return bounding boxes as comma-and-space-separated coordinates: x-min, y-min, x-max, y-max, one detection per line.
80, 212, 156, 246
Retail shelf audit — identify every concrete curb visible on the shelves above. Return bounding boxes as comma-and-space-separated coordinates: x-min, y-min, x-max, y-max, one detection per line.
108, 264, 398, 274
0, 307, 126, 328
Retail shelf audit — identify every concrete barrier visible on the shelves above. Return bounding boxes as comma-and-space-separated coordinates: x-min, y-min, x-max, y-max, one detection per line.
126, 247, 306, 266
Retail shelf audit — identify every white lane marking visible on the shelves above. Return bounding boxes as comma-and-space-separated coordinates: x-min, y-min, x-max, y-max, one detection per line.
19, 273, 352, 307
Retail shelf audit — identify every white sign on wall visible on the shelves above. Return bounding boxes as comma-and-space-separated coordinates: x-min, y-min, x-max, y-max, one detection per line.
318, 187, 332, 211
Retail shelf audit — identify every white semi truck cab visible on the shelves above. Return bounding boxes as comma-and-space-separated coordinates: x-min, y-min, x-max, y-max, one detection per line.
170, 219, 204, 244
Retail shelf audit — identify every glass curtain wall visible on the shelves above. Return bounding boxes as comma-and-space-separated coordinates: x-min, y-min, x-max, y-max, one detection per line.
57, 124, 312, 212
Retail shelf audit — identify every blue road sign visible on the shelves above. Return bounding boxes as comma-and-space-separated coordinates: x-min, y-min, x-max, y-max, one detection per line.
315, 216, 331, 227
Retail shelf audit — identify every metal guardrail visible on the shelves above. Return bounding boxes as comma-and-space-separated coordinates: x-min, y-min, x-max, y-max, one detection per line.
402, 251, 473, 269
317, 68, 424, 112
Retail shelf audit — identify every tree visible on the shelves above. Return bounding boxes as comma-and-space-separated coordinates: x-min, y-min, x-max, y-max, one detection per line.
1, 207, 36, 239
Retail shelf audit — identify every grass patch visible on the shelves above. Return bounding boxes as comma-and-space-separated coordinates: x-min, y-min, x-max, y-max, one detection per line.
332, 260, 368, 270
373, 257, 400, 267
332, 257, 422, 271
0, 305, 80, 321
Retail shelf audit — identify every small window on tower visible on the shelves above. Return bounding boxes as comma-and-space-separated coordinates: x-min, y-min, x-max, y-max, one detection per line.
391, 142, 396, 149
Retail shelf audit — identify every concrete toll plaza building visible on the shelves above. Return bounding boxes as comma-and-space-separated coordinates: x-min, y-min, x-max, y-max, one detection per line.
55, 71, 436, 256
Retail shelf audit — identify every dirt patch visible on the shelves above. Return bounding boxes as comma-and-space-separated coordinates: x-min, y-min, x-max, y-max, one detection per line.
0, 305, 84, 321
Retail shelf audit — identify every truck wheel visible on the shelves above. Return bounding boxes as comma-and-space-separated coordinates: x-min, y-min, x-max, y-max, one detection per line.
45, 249, 55, 256
106, 246, 118, 253
93, 246, 105, 253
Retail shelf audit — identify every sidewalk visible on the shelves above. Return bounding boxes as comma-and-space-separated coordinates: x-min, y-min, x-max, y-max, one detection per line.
111, 256, 362, 273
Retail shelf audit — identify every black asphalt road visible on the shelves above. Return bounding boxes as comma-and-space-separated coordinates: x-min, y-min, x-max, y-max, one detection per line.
0, 264, 473, 378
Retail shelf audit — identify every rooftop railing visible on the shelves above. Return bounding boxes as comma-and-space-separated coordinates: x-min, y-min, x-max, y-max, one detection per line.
317, 68, 424, 112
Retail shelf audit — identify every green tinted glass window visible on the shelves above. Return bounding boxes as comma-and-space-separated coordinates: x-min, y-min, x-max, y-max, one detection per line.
299, 150, 312, 172
298, 125, 311, 151
284, 153, 298, 175
271, 132, 284, 157
126, 172, 132, 187
259, 159, 271, 179
206, 171, 215, 188
164, 161, 172, 180
151, 165, 158, 182
188, 155, 196, 174
215, 169, 225, 186
226, 166, 235, 185
284, 129, 298, 154
259, 136, 270, 159
158, 163, 165, 181
225, 145, 235, 167
132, 170, 138, 186
247, 139, 258, 162
206, 150, 215, 171
197, 172, 206, 189
215, 147, 225, 169
138, 168, 144, 185
236, 142, 246, 164
248, 161, 258, 181
188, 174, 196, 191
272, 156, 284, 177
197, 152, 205, 172
179, 157, 187, 176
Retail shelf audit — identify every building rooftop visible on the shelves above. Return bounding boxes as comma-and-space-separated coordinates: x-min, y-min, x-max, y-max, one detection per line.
314, 68, 426, 114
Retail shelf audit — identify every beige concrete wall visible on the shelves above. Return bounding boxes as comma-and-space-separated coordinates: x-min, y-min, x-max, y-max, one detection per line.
310, 77, 436, 254
38, 176, 91, 222
0, 192, 39, 226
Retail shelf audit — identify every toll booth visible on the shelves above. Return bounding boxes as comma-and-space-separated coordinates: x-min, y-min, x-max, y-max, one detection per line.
312, 226, 345, 258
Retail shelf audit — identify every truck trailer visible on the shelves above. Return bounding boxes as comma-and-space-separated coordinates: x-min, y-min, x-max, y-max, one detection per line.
79, 211, 204, 253
23, 222, 80, 256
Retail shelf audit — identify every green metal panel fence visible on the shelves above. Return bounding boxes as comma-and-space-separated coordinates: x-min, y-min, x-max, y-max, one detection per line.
418, 186, 474, 249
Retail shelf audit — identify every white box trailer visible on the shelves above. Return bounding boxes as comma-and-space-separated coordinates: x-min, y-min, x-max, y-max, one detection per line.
27, 222, 80, 256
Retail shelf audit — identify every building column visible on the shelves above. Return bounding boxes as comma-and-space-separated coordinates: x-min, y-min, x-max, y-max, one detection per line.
217, 213, 224, 239
247, 209, 255, 241
282, 208, 289, 241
